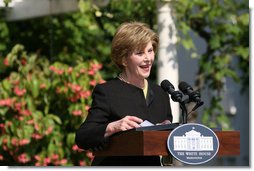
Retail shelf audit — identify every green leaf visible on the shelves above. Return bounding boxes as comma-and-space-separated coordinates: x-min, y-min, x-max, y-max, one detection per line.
217, 114, 231, 130
181, 38, 195, 50
179, 23, 190, 35
23, 125, 34, 139
209, 35, 220, 49
26, 96, 36, 112
47, 114, 62, 125
0, 108, 9, 116
67, 133, 75, 147
16, 128, 23, 139
48, 141, 56, 154
235, 46, 249, 59
238, 13, 249, 26
31, 77, 39, 98
2, 79, 11, 92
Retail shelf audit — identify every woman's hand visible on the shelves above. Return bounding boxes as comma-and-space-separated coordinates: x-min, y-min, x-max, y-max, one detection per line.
104, 116, 143, 137
156, 120, 171, 125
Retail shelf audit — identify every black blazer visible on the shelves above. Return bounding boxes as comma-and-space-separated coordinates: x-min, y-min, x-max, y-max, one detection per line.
75, 78, 172, 166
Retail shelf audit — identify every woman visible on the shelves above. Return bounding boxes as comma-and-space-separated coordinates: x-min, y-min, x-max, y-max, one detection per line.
75, 21, 173, 166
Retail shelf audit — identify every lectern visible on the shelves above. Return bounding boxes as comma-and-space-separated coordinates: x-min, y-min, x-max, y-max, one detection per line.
94, 129, 240, 157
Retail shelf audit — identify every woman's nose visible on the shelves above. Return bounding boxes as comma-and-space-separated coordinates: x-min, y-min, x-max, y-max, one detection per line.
144, 53, 150, 61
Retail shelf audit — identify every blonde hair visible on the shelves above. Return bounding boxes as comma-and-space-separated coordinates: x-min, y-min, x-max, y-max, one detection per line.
111, 22, 159, 70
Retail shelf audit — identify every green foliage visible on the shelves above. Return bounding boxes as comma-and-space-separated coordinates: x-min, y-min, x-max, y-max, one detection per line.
173, 0, 249, 129
0, 0, 158, 166
3, 0, 12, 7
0, 18, 9, 52
1, 0, 158, 80
0, 44, 103, 165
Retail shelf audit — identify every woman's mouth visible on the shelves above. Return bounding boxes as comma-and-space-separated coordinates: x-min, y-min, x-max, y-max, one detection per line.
140, 64, 151, 72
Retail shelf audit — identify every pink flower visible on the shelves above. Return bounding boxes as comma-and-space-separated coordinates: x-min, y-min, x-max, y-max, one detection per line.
34, 123, 40, 131
89, 80, 97, 86
49, 66, 64, 75
17, 153, 30, 163
72, 145, 79, 151
79, 160, 86, 166
49, 65, 55, 71
69, 95, 80, 102
35, 162, 41, 166
88, 69, 95, 76
3, 145, 8, 151
34, 155, 41, 161
72, 110, 82, 116
2, 138, 8, 144
85, 105, 90, 111
68, 67, 73, 73
45, 126, 53, 135
14, 101, 26, 111
11, 138, 18, 146
51, 154, 59, 160
14, 86, 26, 96
18, 116, 24, 121
0, 123, 5, 133
73, 85, 81, 92
72, 145, 83, 152
90, 63, 102, 71
69, 83, 82, 93
0, 155, 4, 160
40, 83, 46, 89
19, 139, 30, 146
79, 68, 86, 74
19, 109, 32, 116
32, 133, 43, 140
56, 69, 64, 75
0, 98, 13, 107
80, 90, 91, 99
60, 159, 67, 165
43, 157, 51, 165
86, 151, 94, 160
99, 79, 106, 84
26, 119, 34, 124
4, 58, 9, 66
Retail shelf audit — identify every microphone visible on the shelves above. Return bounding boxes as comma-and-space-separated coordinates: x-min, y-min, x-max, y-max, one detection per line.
160, 80, 183, 102
178, 81, 201, 102
192, 101, 204, 111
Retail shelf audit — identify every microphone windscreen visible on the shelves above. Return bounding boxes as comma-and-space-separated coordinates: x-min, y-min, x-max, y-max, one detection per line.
178, 81, 191, 94
160, 80, 174, 91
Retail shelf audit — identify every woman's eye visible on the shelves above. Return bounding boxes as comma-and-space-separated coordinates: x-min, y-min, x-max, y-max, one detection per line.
148, 49, 154, 53
136, 52, 143, 55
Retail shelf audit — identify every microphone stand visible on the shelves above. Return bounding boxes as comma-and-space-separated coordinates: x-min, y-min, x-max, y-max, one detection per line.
169, 89, 204, 124
170, 91, 188, 124
180, 100, 188, 124
179, 99, 204, 124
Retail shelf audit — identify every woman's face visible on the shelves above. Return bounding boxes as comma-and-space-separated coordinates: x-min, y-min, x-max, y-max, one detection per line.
124, 41, 155, 80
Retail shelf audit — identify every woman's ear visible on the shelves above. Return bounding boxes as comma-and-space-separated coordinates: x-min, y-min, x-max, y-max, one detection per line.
122, 57, 127, 67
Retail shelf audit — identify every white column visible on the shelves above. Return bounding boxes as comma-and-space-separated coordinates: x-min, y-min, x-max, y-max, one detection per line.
157, 0, 180, 123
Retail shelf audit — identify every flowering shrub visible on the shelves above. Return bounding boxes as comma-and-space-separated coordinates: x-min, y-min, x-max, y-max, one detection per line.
0, 44, 105, 166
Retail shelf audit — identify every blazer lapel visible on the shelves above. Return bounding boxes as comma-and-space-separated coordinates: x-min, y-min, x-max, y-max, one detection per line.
146, 84, 155, 106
